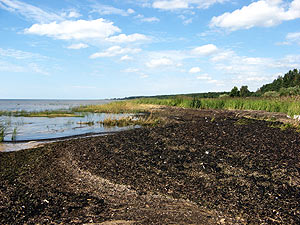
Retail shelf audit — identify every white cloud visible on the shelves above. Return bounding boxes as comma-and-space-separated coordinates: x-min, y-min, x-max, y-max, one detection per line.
152, 0, 227, 11
0, 60, 24, 72
211, 50, 234, 61
67, 43, 89, 49
285, 32, 300, 45
91, 4, 133, 16
106, 33, 150, 43
67, 11, 81, 18
0, 0, 63, 23
0, 48, 46, 59
25, 19, 121, 40
153, 0, 189, 10
211, 49, 300, 87
127, 8, 135, 14
122, 68, 139, 73
29, 63, 49, 75
140, 74, 149, 78
135, 14, 160, 22
146, 58, 174, 68
196, 73, 211, 80
196, 73, 223, 85
120, 55, 133, 61
210, 0, 300, 31
191, 44, 218, 55
189, 67, 201, 73
90, 46, 141, 58
141, 17, 160, 22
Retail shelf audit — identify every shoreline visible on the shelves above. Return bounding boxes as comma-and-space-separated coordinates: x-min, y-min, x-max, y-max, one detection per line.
0, 107, 299, 224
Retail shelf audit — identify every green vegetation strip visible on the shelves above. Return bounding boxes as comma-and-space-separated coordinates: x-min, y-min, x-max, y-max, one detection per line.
73, 101, 149, 114
0, 110, 83, 118
133, 97, 300, 117
100, 114, 161, 127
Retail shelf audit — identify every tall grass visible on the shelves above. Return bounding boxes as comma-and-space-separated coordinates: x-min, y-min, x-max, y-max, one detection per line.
134, 97, 300, 116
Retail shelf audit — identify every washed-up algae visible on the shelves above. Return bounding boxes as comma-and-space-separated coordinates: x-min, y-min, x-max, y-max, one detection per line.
0, 107, 299, 224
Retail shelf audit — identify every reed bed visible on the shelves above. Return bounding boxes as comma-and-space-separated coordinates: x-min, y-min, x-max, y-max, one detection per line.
134, 97, 300, 116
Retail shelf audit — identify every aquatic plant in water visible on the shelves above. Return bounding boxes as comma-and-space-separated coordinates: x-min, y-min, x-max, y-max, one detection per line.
0, 120, 8, 142
11, 127, 18, 141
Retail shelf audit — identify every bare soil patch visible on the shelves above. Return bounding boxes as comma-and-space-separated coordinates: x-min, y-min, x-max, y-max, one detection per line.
1, 107, 299, 224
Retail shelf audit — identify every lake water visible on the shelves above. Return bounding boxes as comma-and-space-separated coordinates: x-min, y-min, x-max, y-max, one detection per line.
0, 99, 137, 152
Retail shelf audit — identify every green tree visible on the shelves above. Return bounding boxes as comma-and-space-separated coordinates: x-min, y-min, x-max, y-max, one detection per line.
240, 86, 251, 97
229, 86, 240, 97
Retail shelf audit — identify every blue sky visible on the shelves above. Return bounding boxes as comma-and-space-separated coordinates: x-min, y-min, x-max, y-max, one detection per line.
0, 0, 300, 99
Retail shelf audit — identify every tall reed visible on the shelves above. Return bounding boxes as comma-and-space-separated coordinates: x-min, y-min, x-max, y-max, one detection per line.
134, 97, 300, 116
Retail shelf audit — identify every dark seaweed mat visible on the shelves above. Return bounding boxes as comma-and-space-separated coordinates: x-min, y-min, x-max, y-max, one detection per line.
1, 108, 300, 224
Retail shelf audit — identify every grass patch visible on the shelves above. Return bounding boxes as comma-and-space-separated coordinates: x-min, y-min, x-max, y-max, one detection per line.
73, 101, 152, 114
134, 96, 300, 117
77, 121, 95, 126
235, 118, 254, 125
99, 113, 161, 127
0, 110, 83, 118
25, 113, 83, 118
268, 123, 295, 131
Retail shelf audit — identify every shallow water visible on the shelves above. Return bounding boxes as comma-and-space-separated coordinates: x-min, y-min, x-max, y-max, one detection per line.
0, 99, 136, 152
0, 99, 111, 112
0, 113, 135, 142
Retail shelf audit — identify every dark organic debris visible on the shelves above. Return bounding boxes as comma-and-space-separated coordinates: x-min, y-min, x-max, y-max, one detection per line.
0, 108, 299, 224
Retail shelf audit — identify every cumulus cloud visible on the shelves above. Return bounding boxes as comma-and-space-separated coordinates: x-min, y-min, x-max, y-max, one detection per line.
210, 0, 300, 31
152, 0, 227, 10
189, 67, 201, 73
191, 44, 218, 55
0, 0, 63, 23
25, 19, 121, 40
106, 33, 150, 43
146, 58, 174, 68
210, 49, 300, 87
67, 43, 89, 49
90, 46, 141, 58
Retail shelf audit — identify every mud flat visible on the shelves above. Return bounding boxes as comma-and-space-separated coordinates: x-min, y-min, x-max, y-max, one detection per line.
0, 107, 299, 224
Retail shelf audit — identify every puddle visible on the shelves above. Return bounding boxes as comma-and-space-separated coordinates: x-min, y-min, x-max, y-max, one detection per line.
0, 129, 134, 152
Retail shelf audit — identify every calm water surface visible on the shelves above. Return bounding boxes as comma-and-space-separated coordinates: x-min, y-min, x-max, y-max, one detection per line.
0, 99, 136, 152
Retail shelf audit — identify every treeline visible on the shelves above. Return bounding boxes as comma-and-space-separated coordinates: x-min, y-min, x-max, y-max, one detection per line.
120, 68, 300, 100
257, 69, 300, 97
123, 92, 230, 100
228, 69, 300, 97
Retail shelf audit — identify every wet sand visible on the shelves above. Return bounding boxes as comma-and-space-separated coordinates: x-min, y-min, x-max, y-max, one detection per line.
0, 107, 299, 224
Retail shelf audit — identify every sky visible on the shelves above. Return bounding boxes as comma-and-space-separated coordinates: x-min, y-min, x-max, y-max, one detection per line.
0, 0, 300, 99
